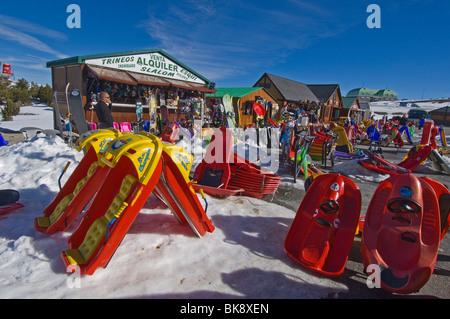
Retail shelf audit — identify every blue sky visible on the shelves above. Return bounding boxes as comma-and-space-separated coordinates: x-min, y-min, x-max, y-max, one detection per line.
0, 0, 448, 100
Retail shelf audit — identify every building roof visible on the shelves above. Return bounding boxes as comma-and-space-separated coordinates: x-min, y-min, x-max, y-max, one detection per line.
342, 96, 360, 109
346, 88, 379, 97
429, 105, 450, 114
307, 84, 340, 103
207, 87, 265, 98
375, 89, 398, 99
346, 87, 398, 99
46, 48, 212, 85
255, 73, 319, 102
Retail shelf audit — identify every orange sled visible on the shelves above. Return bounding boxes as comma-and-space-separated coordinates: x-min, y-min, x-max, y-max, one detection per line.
420, 177, 450, 241
361, 174, 441, 294
284, 174, 361, 277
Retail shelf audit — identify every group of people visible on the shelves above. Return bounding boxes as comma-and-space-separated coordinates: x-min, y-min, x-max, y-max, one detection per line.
281, 105, 320, 125
375, 114, 418, 134
91, 94, 423, 140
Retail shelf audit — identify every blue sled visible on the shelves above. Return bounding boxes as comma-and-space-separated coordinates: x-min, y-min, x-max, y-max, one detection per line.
0, 132, 9, 146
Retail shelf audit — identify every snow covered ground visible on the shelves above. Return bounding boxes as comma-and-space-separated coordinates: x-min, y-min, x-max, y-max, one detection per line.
0, 105, 347, 299
369, 100, 449, 120
0, 103, 448, 301
0, 103, 54, 132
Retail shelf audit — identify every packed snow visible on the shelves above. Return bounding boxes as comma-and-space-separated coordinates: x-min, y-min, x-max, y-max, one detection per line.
0, 104, 347, 299
0, 102, 448, 300
369, 100, 449, 120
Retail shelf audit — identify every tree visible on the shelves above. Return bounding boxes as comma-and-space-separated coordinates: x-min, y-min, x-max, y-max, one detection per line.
0, 77, 53, 122
15, 78, 29, 91
37, 84, 53, 106
1, 98, 20, 121
29, 82, 41, 100
0, 78, 12, 103
10, 78, 31, 105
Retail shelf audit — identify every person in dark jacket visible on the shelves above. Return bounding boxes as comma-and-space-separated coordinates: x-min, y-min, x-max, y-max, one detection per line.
399, 114, 407, 126
419, 116, 425, 129
95, 92, 114, 129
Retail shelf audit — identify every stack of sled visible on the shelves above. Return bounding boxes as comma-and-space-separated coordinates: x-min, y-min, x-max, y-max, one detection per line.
228, 153, 282, 199
192, 127, 281, 199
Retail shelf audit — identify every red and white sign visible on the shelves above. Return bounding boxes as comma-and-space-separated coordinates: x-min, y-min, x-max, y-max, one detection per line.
2, 63, 13, 75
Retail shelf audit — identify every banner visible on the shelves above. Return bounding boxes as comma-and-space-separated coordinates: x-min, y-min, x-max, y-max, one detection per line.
85, 52, 206, 85
2, 63, 13, 75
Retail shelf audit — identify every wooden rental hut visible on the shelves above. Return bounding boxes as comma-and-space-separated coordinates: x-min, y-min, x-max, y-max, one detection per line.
429, 105, 450, 125
307, 84, 343, 122
206, 87, 278, 127
341, 96, 361, 118
46, 49, 216, 129
253, 73, 320, 121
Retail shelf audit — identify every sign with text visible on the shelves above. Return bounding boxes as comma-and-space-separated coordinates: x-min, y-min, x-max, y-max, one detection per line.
85, 52, 206, 85
2, 63, 13, 75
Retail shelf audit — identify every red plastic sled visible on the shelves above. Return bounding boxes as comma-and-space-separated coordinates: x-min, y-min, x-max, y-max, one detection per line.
398, 144, 433, 171
0, 202, 24, 215
359, 150, 411, 175
284, 174, 362, 277
191, 183, 244, 197
35, 129, 122, 234
420, 121, 434, 145
228, 161, 281, 198
160, 122, 192, 144
192, 127, 235, 196
160, 122, 179, 143
253, 102, 278, 127
0, 190, 23, 214
192, 127, 281, 198
361, 174, 441, 294
420, 177, 450, 241
252, 102, 265, 116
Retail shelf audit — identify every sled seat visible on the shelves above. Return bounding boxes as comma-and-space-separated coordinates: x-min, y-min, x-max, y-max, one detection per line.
120, 122, 132, 132
36, 162, 99, 229
64, 174, 137, 266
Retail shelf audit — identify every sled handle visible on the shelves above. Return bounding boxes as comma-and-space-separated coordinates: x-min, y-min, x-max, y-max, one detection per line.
315, 218, 332, 228
401, 231, 417, 243
199, 189, 208, 214
58, 161, 71, 190
320, 200, 340, 214
387, 198, 421, 214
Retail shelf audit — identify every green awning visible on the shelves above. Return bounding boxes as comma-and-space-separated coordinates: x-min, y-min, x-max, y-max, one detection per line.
207, 87, 264, 98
